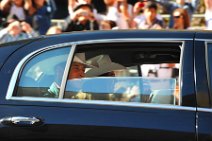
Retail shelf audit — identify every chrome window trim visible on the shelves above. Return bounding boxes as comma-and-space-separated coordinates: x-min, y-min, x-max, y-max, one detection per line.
59, 44, 76, 99
6, 43, 74, 100
197, 107, 212, 113
204, 41, 212, 43
196, 39, 212, 42
6, 38, 186, 109
73, 39, 185, 45
178, 42, 184, 105
7, 96, 196, 111
6, 52, 34, 99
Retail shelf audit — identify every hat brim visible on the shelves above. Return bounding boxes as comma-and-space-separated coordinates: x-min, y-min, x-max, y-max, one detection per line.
86, 62, 125, 77
73, 55, 96, 68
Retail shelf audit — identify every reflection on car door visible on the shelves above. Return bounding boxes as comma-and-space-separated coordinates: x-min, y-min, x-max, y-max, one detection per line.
1, 40, 196, 141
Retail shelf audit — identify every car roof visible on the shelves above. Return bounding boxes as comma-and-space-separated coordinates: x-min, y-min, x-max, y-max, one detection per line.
0, 30, 211, 70
0, 37, 41, 70
44, 30, 196, 42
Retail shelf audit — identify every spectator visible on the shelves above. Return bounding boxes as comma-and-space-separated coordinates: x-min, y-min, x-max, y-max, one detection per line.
46, 26, 62, 35
0, 0, 26, 21
133, 1, 163, 29
172, 8, 190, 30
133, 1, 146, 17
103, 0, 134, 29
24, 0, 53, 35
0, 19, 38, 44
157, 63, 179, 79
68, 0, 101, 21
64, 4, 99, 32
68, 0, 93, 10
156, 63, 179, 103
157, 0, 200, 28
136, 1, 164, 30
204, 0, 212, 30
99, 20, 117, 30
68, 0, 92, 15
45, 0, 57, 18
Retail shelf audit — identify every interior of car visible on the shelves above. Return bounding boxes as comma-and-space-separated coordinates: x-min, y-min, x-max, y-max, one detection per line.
16, 42, 182, 105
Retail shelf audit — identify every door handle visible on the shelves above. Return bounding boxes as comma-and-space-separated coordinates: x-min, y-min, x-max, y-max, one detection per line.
0, 116, 43, 127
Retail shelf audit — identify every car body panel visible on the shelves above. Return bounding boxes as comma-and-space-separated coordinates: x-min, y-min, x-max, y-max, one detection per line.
0, 38, 41, 71
195, 32, 212, 141
0, 30, 211, 140
0, 105, 196, 141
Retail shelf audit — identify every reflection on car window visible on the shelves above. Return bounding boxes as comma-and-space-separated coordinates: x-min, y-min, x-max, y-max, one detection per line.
16, 47, 70, 98
14, 42, 181, 106
65, 77, 177, 103
64, 43, 181, 106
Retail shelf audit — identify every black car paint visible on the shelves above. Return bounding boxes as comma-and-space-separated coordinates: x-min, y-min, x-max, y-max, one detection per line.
0, 30, 210, 141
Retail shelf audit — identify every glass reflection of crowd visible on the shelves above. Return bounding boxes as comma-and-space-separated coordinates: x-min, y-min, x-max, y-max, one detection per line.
0, 0, 209, 44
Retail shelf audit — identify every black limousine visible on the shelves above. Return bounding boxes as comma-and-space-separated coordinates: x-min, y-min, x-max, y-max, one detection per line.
0, 30, 211, 141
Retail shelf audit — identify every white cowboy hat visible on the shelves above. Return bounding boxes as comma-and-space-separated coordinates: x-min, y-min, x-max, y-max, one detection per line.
73, 53, 96, 68
86, 55, 125, 77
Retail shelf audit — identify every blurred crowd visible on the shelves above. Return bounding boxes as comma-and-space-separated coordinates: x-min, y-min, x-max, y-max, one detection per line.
0, 0, 209, 44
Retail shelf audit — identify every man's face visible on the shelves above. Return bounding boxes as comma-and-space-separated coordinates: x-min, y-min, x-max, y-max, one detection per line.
176, 0, 185, 5
68, 62, 85, 79
75, 6, 93, 22
34, 0, 45, 6
8, 21, 22, 36
12, 0, 23, 6
100, 21, 111, 30
78, 0, 92, 4
104, 0, 115, 6
144, 8, 157, 22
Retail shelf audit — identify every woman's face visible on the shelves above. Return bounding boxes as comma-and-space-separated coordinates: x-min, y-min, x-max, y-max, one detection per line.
34, 0, 45, 6
12, 0, 23, 7
173, 11, 184, 29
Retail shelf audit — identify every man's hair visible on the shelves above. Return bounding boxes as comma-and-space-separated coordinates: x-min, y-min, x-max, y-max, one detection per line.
73, 4, 93, 12
144, 1, 158, 10
101, 20, 117, 28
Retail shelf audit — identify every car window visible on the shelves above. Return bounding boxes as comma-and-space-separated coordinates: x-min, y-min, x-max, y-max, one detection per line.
63, 42, 181, 105
15, 47, 70, 98
13, 42, 182, 106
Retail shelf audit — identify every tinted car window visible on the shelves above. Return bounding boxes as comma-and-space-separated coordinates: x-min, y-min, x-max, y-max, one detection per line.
15, 47, 70, 98
13, 42, 182, 106
63, 43, 181, 105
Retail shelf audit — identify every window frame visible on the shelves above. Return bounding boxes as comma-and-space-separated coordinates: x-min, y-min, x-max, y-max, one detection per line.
205, 42, 212, 107
6, 39, 193, 110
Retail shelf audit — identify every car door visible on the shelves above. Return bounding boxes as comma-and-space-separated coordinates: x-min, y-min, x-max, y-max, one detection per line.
196, 34, 212, 141
0, 38, 196, 141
